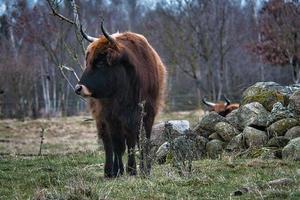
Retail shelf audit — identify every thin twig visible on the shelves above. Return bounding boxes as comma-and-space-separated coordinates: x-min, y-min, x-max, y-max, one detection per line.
139, 100, 151, 177
59, 65, 87, 103
60, 65, 80, 81
46, 0, 75, 25
62, 41, 84, 71
38, 128, 45, 156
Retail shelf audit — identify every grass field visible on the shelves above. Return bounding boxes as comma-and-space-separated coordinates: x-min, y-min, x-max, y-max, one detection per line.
0, 111, 299, 199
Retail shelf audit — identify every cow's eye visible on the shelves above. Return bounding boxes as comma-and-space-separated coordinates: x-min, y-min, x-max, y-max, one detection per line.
93, 54, 107, 68
95, 60, 106, 68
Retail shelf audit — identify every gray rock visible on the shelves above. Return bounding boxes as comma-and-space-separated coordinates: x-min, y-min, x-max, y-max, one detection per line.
267, 118, 299, 137
241, 82, 285, 111
151, 120, 190, 147
288, 91, 300, 117
266, 136, 290, 148
156, 134, 208, 164
214, 122, 240, 142
208, 132, 223, 141
242, 126, 268, 148
193, 126, 211, 138
226, 109, 240, 130
193, 135, 209, 159
195, 112, 228, 132
282, 137, 300, 161
167, 120, 190, 134
172, 135, 195, 161
156, 142, 170, 164
285, 126, 300, 139
269, 102, 294, 124
226, 133, 243, 151
206, 139, 224, 159
241, 82, 300, 107
151, 122, 166, 146
238, 102, 270, 130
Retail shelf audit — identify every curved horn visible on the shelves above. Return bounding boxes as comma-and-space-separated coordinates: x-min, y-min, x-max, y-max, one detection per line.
202, 98, 216, 107
80, 25, 97, 43
101, 21, 116, 45
223, 95, 231, 106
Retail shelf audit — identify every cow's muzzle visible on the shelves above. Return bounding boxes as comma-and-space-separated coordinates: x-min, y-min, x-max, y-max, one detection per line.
75, 84, 92, 97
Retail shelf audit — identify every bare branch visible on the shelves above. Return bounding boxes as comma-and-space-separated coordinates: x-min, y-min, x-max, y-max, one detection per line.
59, 65, 87, 103
46, 0, 75, 25
60, 65, 80, 81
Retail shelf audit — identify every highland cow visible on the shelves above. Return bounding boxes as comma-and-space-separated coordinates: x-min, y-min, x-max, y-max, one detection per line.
202, 96, 239, 117
75, 23, 167, 177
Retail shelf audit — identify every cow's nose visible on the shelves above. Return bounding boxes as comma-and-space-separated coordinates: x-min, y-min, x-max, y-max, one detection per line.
75, 84, 82, 95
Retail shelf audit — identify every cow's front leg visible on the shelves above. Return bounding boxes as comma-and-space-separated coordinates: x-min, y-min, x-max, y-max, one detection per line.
112, 133, 125, 177
99, 123, 113, 178
109, 122, 125, 177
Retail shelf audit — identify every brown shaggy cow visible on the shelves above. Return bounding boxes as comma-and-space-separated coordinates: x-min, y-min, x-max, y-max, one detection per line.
75, 23, 167, 177
202, 96, 239, 117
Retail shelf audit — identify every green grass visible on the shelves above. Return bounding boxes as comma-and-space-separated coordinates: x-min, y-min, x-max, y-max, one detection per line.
0, 115, 299, 199
0, 153, 299, 199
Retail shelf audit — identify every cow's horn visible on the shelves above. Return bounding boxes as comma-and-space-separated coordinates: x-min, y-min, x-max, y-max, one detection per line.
80, 25, 97, 42
202, 98, 216, 107
223, 95, 231, 106
101, 21, 116, 45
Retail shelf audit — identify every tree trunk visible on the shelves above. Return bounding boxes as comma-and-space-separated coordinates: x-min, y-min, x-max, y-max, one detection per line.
292, 61, 300, 84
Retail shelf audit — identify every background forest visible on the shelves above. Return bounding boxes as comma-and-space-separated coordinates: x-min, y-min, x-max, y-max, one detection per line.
0, 0, 299, 118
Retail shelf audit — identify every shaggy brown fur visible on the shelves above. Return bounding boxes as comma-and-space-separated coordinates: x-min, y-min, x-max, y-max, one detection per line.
78, 32, 167, 177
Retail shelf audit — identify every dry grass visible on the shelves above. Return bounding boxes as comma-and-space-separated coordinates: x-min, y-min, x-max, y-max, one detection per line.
0, 110, 202, 155
0, 116, 98, 155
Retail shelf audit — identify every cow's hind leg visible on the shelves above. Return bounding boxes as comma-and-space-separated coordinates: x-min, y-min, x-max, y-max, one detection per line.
143, 107, 155, 175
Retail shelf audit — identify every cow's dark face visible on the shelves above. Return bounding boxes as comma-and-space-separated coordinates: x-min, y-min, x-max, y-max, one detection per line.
76, 52, 124, 99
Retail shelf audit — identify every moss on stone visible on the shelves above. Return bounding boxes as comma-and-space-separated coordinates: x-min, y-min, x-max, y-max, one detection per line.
241, 87, 285, 111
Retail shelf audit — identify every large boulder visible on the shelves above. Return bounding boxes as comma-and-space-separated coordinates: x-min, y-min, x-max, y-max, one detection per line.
242, 126, 268, 148
171, 134, 207, 161
151, 120, 190, 147
194, 112, 228, 132
226, 133, 243, 151
285, 126, 300, 139
267, 118, 299, 137
266, 136, 290, 148
208, 132, 223, 141
193, 126, 211, 138
288, 91, 300, 117
155, 134, 208, 164
226, 110, 240, 130
282, 137, 300, 161
241, 82, 285, 111
214, 122, 240, 142
193, 135, 209, 159
237, 102, 270, 130
206, 139, 224, 159
269, 102, 294, 124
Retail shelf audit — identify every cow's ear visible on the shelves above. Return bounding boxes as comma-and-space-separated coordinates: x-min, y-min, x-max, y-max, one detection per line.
106, 47, 122, 66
